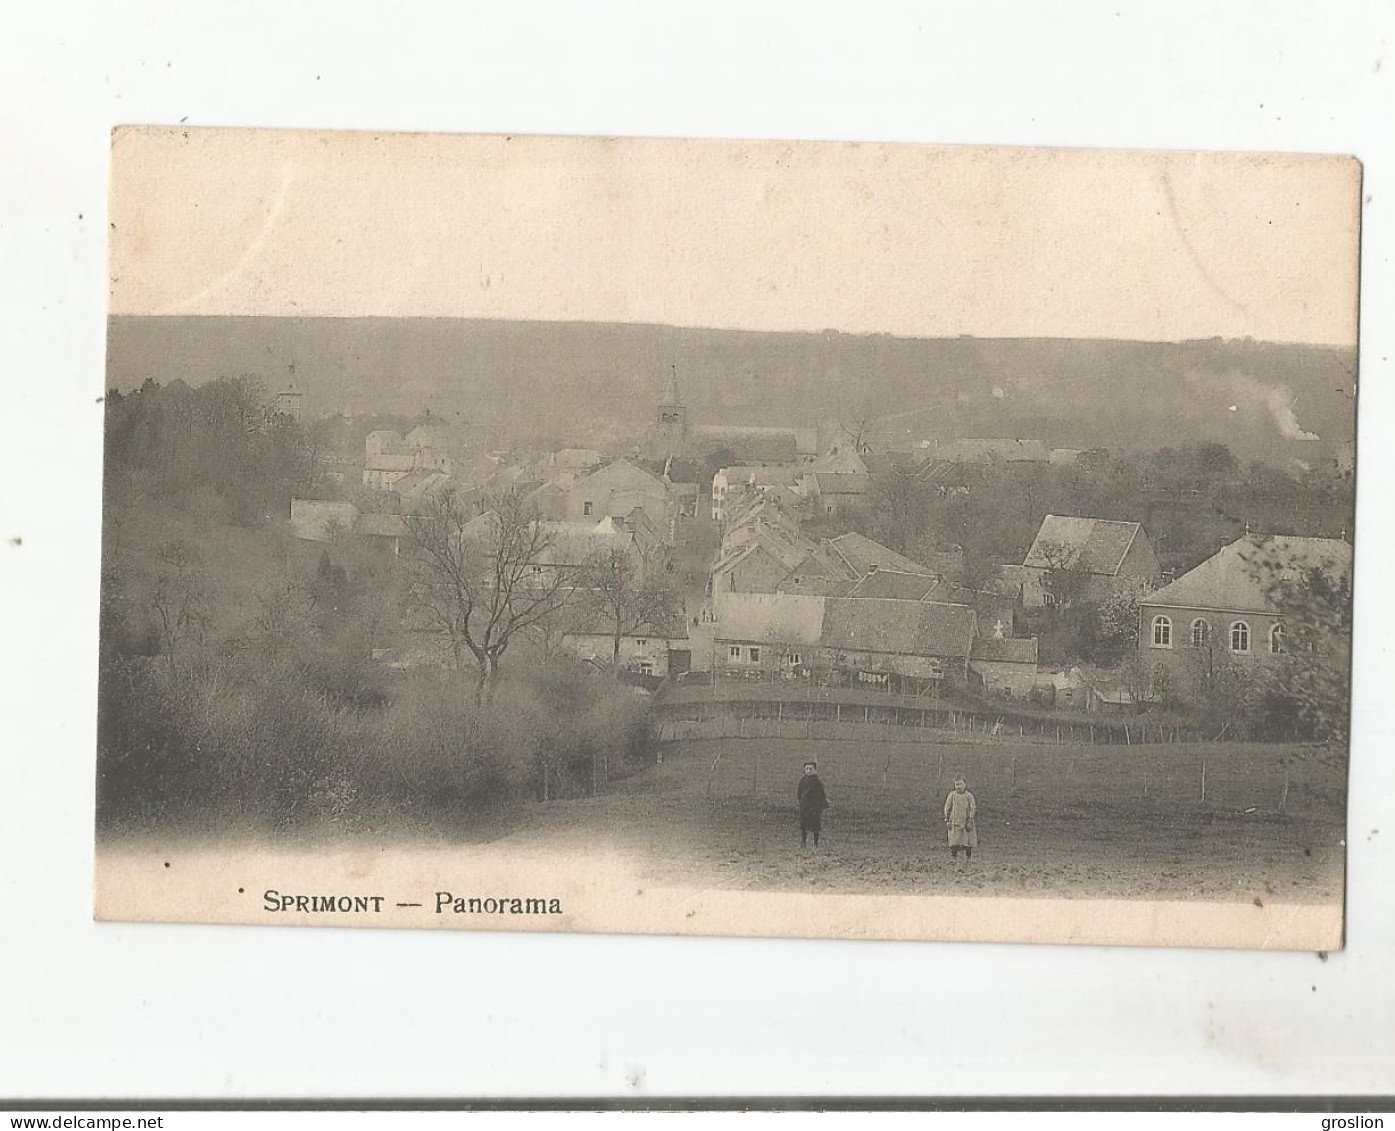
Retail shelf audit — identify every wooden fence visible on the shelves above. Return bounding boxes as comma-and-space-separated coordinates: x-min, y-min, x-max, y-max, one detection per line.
661, 735, 1343, 821
656, 698, 1202, 747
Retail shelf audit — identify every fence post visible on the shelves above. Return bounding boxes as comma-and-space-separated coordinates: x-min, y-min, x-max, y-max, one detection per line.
705, 748, 724, 799
1200, 760, 1207, 803
1280, 765, 1290, 814
938, 751, 945, 790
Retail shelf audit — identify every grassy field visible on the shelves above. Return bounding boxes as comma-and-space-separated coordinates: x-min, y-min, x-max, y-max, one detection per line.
504, 737, 1347, 903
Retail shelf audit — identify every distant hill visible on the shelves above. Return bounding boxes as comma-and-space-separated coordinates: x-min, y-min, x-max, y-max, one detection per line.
106, 316, 1357, 465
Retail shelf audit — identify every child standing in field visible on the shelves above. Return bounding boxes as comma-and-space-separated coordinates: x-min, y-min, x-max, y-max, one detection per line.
943, 778, 977, 863
797, 760, 831, 849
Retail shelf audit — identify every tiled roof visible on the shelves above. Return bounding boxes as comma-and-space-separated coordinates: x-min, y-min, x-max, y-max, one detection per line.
820, 598, 976, 659
970, 636, 1038, 664
813, 472, 869, 496
365, 454, 417, 472
825, 532, 935, 578
842, 569, 940, 601
1145, 534, 1351, 613
1023, 515, 1142, 576
577, 458, 668, 497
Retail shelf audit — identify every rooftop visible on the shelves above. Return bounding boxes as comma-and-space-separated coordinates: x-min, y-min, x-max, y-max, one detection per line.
1023, 515, 1144, 577
820, 598, 976, 659
1145, 534, 1351, 614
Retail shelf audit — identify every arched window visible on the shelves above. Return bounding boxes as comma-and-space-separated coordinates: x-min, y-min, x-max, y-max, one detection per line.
1230, 620, 1250, 654
1270, 622, 1286, 655
1151, 615, 1172, 648
1190, 618, 1211, 648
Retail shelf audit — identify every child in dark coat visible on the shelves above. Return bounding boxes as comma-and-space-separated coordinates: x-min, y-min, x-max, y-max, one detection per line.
797, 761, 831, 848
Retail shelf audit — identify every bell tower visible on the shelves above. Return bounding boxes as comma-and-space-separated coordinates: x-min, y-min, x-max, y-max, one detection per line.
656, 364, 687, 447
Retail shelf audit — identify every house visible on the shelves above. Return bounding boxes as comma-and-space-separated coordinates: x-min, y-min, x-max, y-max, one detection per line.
801, 446, 872, 519
365, 427, 451, 488
1031, 666, 1087, 709
565, 459, 673, 536
711, 464, 802, 522
289, 499, 359, 543
405, 423, 456, 472
714, 592, 828, 675
390, 469, 452, 514
456, 512, 642, 588
1080, 670, 1140, 714
1138, 533, 1352, 684
990, 564, 1049, 608
773, 532, 934, 599
822, 531, 934, 578
549, 448, 605, 473
353, 513, 410, 557
710, 533, 808, 616
805, 472, 869, 518
363, 429, 418, 490
723, 489, 804, 537
968, 635, 1039, 699
559, 608, 690, 678
923, 580, 1019, 638
818, 598, 977, 690
841, 569, 940, 602
714, 591, 980, 693
1020, 515, 1161, 606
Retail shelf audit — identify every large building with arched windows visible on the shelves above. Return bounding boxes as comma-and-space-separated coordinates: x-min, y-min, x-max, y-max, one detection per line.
1138, 533, 1351, 691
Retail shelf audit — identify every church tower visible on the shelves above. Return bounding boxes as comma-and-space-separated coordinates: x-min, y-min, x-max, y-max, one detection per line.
656, 364, 687, 448
274, 359, 303, 422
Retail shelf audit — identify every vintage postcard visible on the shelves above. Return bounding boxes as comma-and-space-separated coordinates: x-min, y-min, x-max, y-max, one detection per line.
96, 128, 1359, 948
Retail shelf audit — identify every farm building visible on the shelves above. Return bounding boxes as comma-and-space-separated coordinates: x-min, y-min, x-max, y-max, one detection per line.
968, 635, 1039, 699
714, 592, 979, 693
713, 592, 827, 676
1020, 515, 1161, 607
559, 608, 691, 678
818, 597, 977, 691
289, 499, 358, 543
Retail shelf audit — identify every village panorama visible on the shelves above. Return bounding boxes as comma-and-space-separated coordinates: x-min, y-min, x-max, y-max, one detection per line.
97, 319, 1355, 910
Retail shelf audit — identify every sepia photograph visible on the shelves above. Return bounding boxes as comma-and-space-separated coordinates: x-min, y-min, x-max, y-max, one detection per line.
94, 127, 1359, 948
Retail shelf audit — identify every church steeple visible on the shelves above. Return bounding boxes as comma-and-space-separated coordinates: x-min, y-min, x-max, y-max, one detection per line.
656, 364, 687, 447
660, 364, 682, 410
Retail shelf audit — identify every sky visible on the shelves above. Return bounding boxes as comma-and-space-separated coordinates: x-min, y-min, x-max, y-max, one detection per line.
108, 127, 1361, 346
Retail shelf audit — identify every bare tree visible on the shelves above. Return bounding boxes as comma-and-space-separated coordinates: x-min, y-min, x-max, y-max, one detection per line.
1032, 540, 1093, 609
402, 489, 574, 702
577, 545, 680, 676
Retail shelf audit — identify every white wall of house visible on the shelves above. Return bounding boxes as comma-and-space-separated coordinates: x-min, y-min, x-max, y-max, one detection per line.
561, 632, 673, 676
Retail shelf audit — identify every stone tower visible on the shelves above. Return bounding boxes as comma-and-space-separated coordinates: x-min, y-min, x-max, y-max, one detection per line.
656, 364, 687, 448
274, 359, 303, 422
